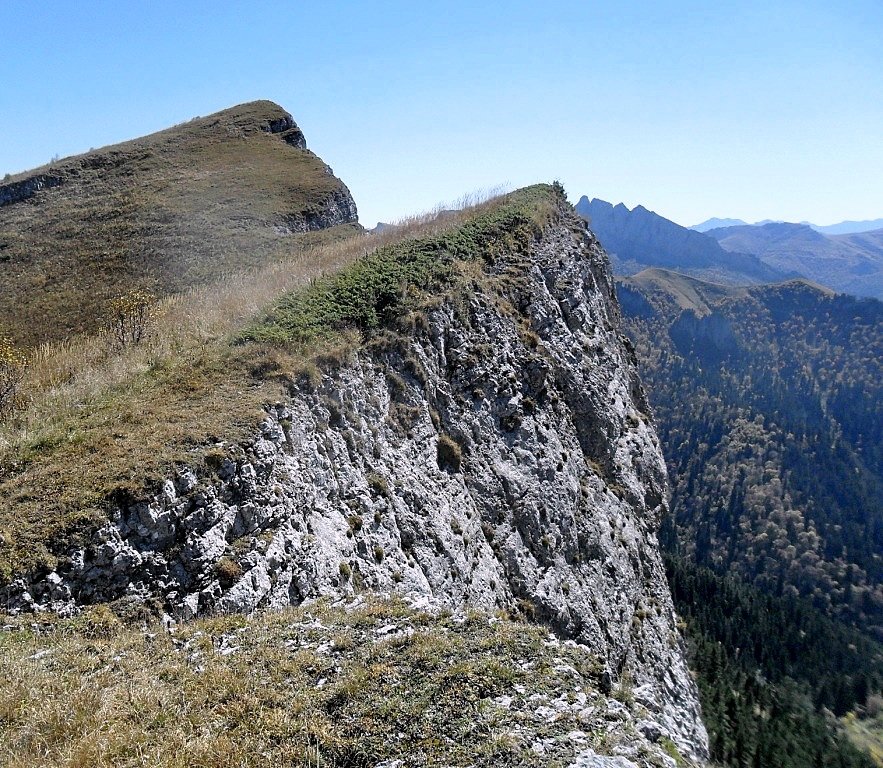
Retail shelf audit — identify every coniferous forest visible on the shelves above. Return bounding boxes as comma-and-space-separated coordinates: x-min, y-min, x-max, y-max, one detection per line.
667, 556, 879, 767
618, 269, 883, 766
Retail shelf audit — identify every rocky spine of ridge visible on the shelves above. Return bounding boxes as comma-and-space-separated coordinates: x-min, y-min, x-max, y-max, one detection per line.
2, 197, 708, 760
0, 173, 65, 207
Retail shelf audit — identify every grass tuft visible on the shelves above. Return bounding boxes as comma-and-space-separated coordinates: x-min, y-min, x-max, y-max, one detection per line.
437, 433, 464, 472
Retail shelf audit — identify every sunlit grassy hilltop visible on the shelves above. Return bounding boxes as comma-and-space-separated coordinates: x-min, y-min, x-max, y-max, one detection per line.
0, 100, 360, 349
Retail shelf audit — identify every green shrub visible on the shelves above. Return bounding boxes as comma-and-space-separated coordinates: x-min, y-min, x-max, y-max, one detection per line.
660, 737, 687, 767
72, 604, 122, 639
239, 185, 558, 349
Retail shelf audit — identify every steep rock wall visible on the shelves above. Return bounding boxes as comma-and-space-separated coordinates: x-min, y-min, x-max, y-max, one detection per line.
3, 209, 707, 759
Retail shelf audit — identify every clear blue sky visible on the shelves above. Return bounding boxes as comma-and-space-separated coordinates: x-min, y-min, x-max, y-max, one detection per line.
1, 1, 881, 228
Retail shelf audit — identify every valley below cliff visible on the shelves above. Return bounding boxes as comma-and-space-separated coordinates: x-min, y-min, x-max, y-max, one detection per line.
617, 268, 883, 767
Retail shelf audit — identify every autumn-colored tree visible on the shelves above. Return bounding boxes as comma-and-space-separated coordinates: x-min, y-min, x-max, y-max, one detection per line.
108, 289, 156, 348
0, 336, 26, 416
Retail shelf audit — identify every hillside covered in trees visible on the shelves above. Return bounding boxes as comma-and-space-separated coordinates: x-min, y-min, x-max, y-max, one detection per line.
618, 269, 883, 635
617, 268, 883, 765
667, 555, 881, 767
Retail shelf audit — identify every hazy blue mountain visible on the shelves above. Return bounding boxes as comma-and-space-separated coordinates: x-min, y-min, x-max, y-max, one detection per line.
815, 218, 883, 235
575, 196, 788, 285
707, 222, 883, 299
833, 228, 883, 254
692, 216, 883, 236
691, 217, 748, 232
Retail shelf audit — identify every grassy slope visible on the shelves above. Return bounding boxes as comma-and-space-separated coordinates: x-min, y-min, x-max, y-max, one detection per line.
844, 713, 883, 767
0, 597, 626, 768
0, 100, 359, 348
0, 185, 560, 586
619, 268, 748, 315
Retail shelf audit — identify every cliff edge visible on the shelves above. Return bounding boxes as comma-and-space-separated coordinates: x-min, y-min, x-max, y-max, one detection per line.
3, 186, 707, 761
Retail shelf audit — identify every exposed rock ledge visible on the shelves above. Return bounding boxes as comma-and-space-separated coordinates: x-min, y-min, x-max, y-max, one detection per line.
274, 184, 359, 234
260, 109, 308, 148
2, 209, 708, 760
0, 173, 64, 207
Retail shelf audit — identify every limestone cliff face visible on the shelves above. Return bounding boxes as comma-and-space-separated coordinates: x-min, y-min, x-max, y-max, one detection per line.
4, 204, 708, 760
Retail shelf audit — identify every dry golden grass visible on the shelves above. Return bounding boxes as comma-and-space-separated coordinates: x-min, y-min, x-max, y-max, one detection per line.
4, 194, 496, 445
0, 598, 605, 768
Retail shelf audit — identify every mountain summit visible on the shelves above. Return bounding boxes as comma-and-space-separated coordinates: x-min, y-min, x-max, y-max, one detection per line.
575, 196, 786, 284
690, 217, 749, 232
0, 100, 359, 347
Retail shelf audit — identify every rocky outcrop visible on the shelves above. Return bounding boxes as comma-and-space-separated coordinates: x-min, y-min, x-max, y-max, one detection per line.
276, 184, 359, 234
260, 109, 308, 149
2, 206, 708, 760
669, 309, 739, 361
0, 173, 64, 207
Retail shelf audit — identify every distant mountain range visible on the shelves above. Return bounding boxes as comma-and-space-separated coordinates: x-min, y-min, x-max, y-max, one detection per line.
578, 196, 883, 299
693, 216, 883, 235
706, 222, 883, 299
575, 197, 789, 285
691, 217, 750, 232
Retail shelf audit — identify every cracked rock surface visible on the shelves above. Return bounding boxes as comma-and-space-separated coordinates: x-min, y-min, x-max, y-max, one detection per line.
3, 211, 708, 760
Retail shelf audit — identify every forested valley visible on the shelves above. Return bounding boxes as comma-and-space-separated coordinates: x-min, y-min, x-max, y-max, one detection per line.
619, 269, 883, 766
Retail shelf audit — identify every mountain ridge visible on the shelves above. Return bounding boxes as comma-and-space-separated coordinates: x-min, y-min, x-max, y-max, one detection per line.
0, 100, 360, 348
706, 221, 883, 299
0, 182, 710, 761
693, 216, 883, 236
575, 196, 788, 285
